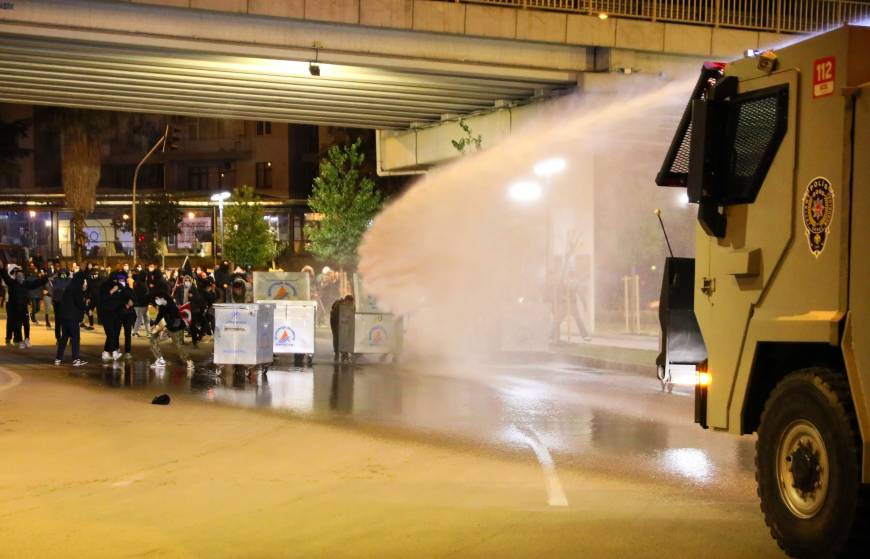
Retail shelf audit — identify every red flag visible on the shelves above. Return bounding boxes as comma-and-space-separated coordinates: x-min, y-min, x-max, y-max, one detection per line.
178, 302, 192, 327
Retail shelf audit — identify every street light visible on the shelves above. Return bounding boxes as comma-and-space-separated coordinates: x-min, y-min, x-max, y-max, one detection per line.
211, 191, 231, 258
507, 180, 542, 204
532, 157, 567, 179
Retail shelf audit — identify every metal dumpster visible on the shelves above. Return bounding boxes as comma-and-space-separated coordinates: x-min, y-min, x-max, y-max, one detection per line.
213, 303, 274, 366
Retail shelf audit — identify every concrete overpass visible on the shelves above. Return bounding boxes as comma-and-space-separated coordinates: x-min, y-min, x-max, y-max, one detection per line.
0, 0, 815, 173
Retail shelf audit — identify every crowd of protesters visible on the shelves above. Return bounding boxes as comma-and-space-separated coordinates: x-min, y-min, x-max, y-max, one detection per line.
0, 256, 256, 369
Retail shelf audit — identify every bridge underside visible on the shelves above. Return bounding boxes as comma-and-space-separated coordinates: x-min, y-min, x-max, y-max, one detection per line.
0, 1, 583, 129
0, 33, 577, 130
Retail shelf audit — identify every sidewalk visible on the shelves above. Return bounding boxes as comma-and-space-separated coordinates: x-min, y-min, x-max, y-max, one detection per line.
500, 331, 659, 375
551, 333, 659, 374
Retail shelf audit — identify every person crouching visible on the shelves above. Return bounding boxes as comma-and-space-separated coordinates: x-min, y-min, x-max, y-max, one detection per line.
149, 291, 193, 371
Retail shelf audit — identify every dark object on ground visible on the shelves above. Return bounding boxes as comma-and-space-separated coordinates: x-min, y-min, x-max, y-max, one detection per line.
151, 394, 171, 405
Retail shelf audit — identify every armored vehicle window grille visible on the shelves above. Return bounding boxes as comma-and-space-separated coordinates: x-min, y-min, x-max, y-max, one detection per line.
732, 96, 779, 177
670, 123, 693, 175
656, 64, 724, 187
722, 85, 788, 204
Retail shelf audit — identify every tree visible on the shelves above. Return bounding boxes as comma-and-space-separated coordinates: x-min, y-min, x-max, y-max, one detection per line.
113, 193, 182, 260
0, 117, 31, 184
451, 118, 482, 155
304, 138, 383, 269
223, 185, 278, 269
45, 109, 115, 260
142, 194, 183, 261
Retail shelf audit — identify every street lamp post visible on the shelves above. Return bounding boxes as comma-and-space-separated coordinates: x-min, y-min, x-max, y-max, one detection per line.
210, 191, 231, 260
132, 126, 171, 265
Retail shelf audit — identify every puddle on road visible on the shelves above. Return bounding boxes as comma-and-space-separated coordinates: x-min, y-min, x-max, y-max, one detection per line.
67, 357, 757, 492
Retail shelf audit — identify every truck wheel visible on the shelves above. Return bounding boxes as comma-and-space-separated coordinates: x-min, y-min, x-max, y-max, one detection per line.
756, 368, 869, 558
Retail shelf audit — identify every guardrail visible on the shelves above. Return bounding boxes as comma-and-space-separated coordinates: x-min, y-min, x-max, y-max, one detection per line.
454, 0, 870, 33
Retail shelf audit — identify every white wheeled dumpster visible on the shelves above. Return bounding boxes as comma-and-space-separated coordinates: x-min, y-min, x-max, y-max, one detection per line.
260, 300, 317, 359
253, 271, 310, 301
338, 302, 403, 359
213, 303, 274, 366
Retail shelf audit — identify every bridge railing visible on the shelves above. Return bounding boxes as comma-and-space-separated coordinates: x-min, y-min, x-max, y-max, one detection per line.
453, 0, 870, 33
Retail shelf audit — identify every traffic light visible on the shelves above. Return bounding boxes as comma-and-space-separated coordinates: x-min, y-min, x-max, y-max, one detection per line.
162, 124, 182, 153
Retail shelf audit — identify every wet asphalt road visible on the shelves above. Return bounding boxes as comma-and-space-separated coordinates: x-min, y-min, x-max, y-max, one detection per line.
54, 348, 757, 502
1, 328, 781, 558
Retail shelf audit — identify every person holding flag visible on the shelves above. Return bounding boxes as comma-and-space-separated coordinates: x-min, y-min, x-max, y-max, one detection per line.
149, 288, 193, 371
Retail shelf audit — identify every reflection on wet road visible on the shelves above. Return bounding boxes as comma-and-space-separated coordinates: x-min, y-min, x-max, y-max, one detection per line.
74, 356, 757, 498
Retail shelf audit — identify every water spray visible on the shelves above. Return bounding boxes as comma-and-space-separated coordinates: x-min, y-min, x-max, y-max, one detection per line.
654, 208, 674, 258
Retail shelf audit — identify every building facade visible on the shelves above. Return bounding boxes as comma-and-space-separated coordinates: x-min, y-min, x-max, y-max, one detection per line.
0, 103, 387, 265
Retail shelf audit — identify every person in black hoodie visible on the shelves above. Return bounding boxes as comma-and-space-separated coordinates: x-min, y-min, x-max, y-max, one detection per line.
50, 269, 71, 341
55, 271, 88, 367
213, 260, 231, 303
98, 273, 122, 361
0, 259, 48, 348
82, 265, 101, 331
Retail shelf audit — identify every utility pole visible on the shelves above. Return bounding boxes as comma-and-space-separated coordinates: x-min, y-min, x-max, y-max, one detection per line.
132, 124, 180, 264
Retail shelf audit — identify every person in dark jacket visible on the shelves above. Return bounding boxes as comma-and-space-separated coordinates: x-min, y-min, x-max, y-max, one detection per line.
55, 271, 88, 367
174, 274, 204, 346
112, 271, 136, 357
0, 262, 47, 348
98, 274, 123, 361
49, 269, 71, 340
27, 268, 44, 325
213, 260, 231, 303
200, 277, 217, 336
330, 295, 354, 362
82, 266, 102, 330
149, 290, 192, 369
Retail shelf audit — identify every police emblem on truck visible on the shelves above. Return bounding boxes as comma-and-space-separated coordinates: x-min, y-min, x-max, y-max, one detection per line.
802, 177, 834, 257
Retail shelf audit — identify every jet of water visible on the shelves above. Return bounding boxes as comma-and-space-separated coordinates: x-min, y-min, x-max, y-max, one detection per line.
359, 76, 698, 362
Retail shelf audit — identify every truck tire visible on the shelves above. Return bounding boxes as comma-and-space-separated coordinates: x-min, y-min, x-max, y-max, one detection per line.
756, 368, 870, 558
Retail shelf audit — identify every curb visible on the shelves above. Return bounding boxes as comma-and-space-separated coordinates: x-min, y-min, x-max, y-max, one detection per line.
494, 349, 657, 376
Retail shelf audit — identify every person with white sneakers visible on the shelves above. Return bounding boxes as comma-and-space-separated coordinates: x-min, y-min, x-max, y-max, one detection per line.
149, 290, 194, 371
0, 258, 47, 349
98, 275, 123, 362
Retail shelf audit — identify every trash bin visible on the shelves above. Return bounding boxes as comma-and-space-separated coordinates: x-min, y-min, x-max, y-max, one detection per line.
213, 303, 274, 366
260, 300, 317, 356
338, 305, 402, 356
253, 272, 310, 301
